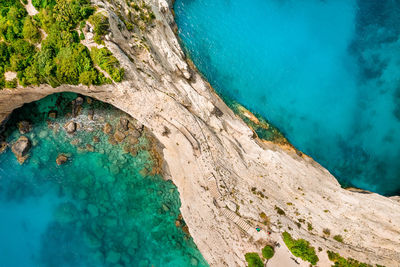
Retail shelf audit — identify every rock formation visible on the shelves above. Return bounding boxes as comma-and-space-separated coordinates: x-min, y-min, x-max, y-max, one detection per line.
11, 136, 31, 164
0, 0, 399, 266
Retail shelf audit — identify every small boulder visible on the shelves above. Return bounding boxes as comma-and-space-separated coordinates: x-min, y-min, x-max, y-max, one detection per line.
119, 117, 129, 131
88, 110, 94, 120
103, 123, 113, 134
48, 110, 57, 119
92, 136, 100, 143
56, 154, 68, 165
64, 121, 77, 134
0, 141, 8, 153
18, 121, 32, 134
75, 96, 84, 106
11, 136, 31, 164
86, 144, 94, 152
114, 131, 126, 143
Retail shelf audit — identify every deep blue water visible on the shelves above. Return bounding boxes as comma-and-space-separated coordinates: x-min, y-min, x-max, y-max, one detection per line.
174, 0, 400, 195
0, 93, 207, 267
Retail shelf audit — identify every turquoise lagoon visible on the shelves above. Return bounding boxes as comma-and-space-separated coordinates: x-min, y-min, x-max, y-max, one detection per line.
0, 93, 207, 267
174, 0, 400, 195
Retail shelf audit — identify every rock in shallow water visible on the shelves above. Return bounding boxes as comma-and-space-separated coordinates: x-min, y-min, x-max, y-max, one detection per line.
114, 130, 126, 143
0, 141, 7, 153
103, 123, 113, 134
56, 154, 69, 165
11, 136, 31, 164
64, 121, 77, 134
17, 121, 32, 134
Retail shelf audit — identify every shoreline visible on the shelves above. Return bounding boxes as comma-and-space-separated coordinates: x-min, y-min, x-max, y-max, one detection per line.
0, 0, 399, 266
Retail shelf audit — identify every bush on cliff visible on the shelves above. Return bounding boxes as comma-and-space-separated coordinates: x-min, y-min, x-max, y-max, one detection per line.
282, 231, 319, 265
244, 253, 263, 267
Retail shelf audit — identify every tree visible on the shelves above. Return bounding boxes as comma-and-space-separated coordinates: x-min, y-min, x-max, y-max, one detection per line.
262, 245, 275, 260
23, 17, 41, 43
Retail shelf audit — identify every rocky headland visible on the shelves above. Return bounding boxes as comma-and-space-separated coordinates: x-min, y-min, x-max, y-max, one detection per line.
0, 0, 399, 266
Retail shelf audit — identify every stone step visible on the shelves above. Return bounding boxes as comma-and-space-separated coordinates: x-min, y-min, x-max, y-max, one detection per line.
220, 208, 253, 235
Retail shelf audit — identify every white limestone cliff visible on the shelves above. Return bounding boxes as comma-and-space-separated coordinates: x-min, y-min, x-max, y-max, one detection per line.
0, 0, 399, 266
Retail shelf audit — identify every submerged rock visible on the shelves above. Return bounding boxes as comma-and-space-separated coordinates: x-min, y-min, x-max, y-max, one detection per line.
103, 123, 113, 134
106, 251, 121, 264
64, 121, 77, 134
17, 120, 32, 134
48, 110, 57, 119
114, 130, 126, 143
86, 144, 95, 152
119, 117, 130, 131
11, 136, 31, 164
56, 154, 68, 165
93, 136, 100, 143
87, 204, 99, 217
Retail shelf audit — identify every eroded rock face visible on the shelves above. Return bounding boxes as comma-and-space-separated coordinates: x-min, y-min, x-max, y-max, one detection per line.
11, 136, 31, 164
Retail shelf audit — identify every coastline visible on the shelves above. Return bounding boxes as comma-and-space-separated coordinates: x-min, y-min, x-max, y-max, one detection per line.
0, 0, 399, 266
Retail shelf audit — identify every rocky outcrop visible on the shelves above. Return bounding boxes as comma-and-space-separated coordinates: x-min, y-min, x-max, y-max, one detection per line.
11, 136, 31, 164
0, 0, 399, 266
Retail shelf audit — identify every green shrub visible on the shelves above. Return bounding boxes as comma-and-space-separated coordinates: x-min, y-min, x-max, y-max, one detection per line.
261, 245, 274, 259
327, 251, 375, 267
244, 253, 263, 267
282, 232, 319, 265
333, 235, 344, 243
90, 47, 124, 82
275, 205, 285, 215
88, 12, 109, 44
5, 78, 17, 88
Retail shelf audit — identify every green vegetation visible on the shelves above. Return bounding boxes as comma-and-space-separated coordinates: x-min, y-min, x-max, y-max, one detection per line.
307, 222, 313, 231
282, 231, 319, 265
88, 12, 109, 44
90, 47, 124, 82
244, 253, 263, 267
262, 245, 275, 259
274, 205, 285, 215
0, 0, 123, 89
327, 251, 381, 267
323, 228, 331, 236
333, 235, 344, 243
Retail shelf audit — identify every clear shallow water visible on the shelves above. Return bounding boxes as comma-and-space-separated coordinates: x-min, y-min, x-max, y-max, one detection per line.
174, 0, 400, 195
0, 93, 207, 267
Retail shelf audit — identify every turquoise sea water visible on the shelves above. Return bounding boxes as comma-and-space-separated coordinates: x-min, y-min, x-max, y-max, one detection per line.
0, 93, 207, 267
174, 0, 400, 195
